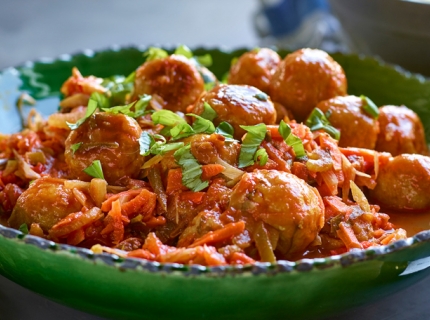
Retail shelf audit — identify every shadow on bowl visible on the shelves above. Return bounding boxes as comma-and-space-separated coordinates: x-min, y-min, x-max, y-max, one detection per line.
328, 0, 430, 76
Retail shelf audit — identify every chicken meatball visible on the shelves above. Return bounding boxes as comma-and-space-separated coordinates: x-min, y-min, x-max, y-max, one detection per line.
316, 95, 380, 149
269, 48, 347, 122
65, 112, 144, 184
8, 177, 82, 232
191, 84, 277, 139
228, 48, 281, 93
134, 54, 205, 113
369, 154, 430, 210
375, 105, 427, 156
228, 170, 324, 258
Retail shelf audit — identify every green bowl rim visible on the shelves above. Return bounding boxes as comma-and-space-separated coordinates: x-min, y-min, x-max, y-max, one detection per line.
1, 45, 430, 276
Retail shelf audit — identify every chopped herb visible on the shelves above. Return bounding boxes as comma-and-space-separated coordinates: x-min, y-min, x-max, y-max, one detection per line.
306, 108, 340, 140
200, 102, 217, 121
139, 132, 183, 156
90, 92, 110, 109
70, 142, 83, 154
174, 45, 193, 59
83, 160, 104, 179
174, 144, 208, 192
254, 148, 268, 166
170, 123, 195, 140
67, 98, 98, 130
101, 72, 135, 106
215, 122, 235, 141
144, 47, 168, 61
151, 110, 187, 127
278, 120, 306, 159
139, 132, 154, 156
254, 92, 268, 101
238, 123, 267, 168
19, 223, 29, 235
188, 114, 215, 134
230, 57, 238, 67
360, 95, 379, 119
194, 54, 213, 67
102, 94, 151, 118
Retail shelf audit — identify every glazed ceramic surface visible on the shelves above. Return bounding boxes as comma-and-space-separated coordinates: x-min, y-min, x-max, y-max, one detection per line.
1, 47, 430, 320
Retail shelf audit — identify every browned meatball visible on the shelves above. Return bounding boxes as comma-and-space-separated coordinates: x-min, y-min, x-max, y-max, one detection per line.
376, 105, 428, 156
228, 170, 324, 258
134, 54, 205, 113
65, 112, 144, 184
8, 177, 82, 232
369, 154, 430, 210
228, 48, 281, 93
269, 48, 347, 122
316, 95, 379, 149
191, 84, 277, 139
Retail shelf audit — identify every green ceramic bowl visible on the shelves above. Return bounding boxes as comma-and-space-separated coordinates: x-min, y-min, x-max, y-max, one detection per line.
1, 47, 430, 320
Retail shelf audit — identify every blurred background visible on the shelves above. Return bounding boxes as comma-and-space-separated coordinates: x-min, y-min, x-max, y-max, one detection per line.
1, 0, 430, 319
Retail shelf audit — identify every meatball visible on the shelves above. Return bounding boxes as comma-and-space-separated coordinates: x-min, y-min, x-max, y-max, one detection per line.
316, 95, 379, 149
134, 54, 205, 113
228, 170, 324, 258
8, 177, 82, 232
65, 112, 144, 184
269, 48, 347, 122
228, 48, 281, 93
191, 84, 277, 139
375, 105, 427, 156
369, 154, 430, 210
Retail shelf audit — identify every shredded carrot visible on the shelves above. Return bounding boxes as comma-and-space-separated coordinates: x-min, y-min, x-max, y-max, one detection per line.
266, 125, 282, 139
101, 199, 124, 245
189, 221, 246, 248
143, 232, 172, 256
201, 164, 225, 181
127, 249, 155, 260
380, 233, 395, 245
67, 228, 85, 246
180, 191, 205, 204
261, 141, 290, 172
166, 168, 187, 195
291, 162, 308, 182
323, 196, 353, 220
144, 216, 166, 228
337, 222, 362, 250
229, 252, 256, 265
101, 189, 142, 212
50, 207, 103, 238
320, 134, 342, 171
121, 189, 157, 219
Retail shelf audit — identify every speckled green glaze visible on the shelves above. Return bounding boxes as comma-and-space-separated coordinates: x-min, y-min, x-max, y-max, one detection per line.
1, 47, 430, 320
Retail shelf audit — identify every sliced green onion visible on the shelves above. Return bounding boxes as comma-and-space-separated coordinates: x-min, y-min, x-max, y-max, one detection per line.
215, 122, 236, 142
83, 160, 104, 179
194, 54, 213, 67
19, 223, 29, 235
144, 47, 168, 61
70, 142, 83, 155
254, 148, 268, 166
238, 123, 267, 168
360, 95, 379, 119
200, 102, 217, 121
174, 144, 208, 192
306, 108, 340, 140
279, 120, 306, 159
67, 98, 98, 130
174, 45, 193, 59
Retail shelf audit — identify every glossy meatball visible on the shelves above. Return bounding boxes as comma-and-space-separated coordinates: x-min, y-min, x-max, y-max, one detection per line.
369, 154, 430, 210
8, 177, 82, 232
269, 48, 347, 122
228, 48, 281, 93
375, 105, 427, 156
134, 54, 205, 113
65, 112, 144, 184
228, 170, 324, 257
316, 95, 379, 149
191, 84, 277, 139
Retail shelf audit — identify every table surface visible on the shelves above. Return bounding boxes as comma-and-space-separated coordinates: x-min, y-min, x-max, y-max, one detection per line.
1, 0, 430, 319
